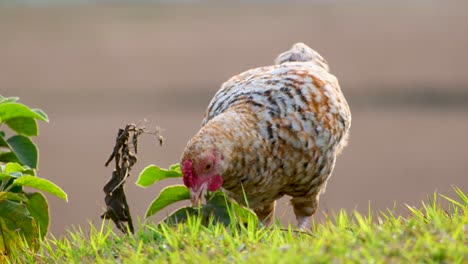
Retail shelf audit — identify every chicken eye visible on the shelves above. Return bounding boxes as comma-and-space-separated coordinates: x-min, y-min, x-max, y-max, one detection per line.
204, 164, 212, 171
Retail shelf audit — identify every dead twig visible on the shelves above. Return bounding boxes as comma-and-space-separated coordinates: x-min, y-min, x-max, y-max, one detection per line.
101, 123, 163, 234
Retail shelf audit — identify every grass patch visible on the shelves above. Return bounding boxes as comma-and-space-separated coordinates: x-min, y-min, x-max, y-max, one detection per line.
5, 188, 468, 263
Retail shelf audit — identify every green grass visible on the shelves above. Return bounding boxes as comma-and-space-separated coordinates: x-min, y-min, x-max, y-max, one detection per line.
5, 188, 468, 263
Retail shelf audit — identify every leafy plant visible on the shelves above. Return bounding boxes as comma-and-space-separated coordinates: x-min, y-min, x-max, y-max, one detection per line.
0, 95, 67, 255
136, 164, 257, 227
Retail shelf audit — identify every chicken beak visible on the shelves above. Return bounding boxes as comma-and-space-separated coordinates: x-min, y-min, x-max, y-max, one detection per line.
190, 183, 207, 207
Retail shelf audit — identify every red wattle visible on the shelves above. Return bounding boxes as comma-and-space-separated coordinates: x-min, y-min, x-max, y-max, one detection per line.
208, 174, 223, 191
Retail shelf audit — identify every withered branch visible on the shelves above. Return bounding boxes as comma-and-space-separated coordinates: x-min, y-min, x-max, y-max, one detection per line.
101, 123, 163, 234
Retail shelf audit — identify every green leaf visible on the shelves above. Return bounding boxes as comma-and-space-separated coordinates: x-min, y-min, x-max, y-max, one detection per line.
0, 199, 39, 251
7, 135, 38, 168
136, 165, 182, 188
6, 117, 38, 136
146, 185, 190, 218
0, 133, 8, 147
21, 168, 36, 176
0, 152, 21, 164
9, 172, 22, 178
0, 103, 47, 123
0, 192, 28, 202
0, 96, 19, 104
2, 162, 35, 176
168, 164, 182, 174
13, 176, 68, 201
202, 192, 257, 226
163, 191, 257, 227
229, 197, 258, 224
31, 109, 49, 123
2, 163, 28, 179
162, 207, 199, 225
0, 173, 13, 181
25, 192, 49, 239
4, 162, 24, 174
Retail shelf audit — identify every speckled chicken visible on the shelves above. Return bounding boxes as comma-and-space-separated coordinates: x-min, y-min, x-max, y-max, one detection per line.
181, 43, 351, 229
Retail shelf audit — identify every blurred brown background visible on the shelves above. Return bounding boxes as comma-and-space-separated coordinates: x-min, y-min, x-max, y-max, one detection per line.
1, 2, 467, 236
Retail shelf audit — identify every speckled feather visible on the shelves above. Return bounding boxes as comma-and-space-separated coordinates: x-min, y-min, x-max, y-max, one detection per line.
181, 43, 351, 228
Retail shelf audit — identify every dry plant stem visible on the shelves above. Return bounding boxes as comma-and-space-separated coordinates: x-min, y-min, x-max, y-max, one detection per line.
101, 123, 162, 234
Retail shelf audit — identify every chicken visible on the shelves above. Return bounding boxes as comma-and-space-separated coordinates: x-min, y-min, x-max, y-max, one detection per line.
181, 43, 351, 229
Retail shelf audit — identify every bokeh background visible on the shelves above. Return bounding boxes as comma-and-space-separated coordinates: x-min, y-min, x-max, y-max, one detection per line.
1, 1, 467, 236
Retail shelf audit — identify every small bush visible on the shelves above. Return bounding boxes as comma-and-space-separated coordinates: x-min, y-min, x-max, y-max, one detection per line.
0, 95, 67, 255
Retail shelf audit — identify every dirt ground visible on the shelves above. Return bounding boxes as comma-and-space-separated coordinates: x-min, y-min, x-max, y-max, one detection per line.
1, 3, 468, 236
